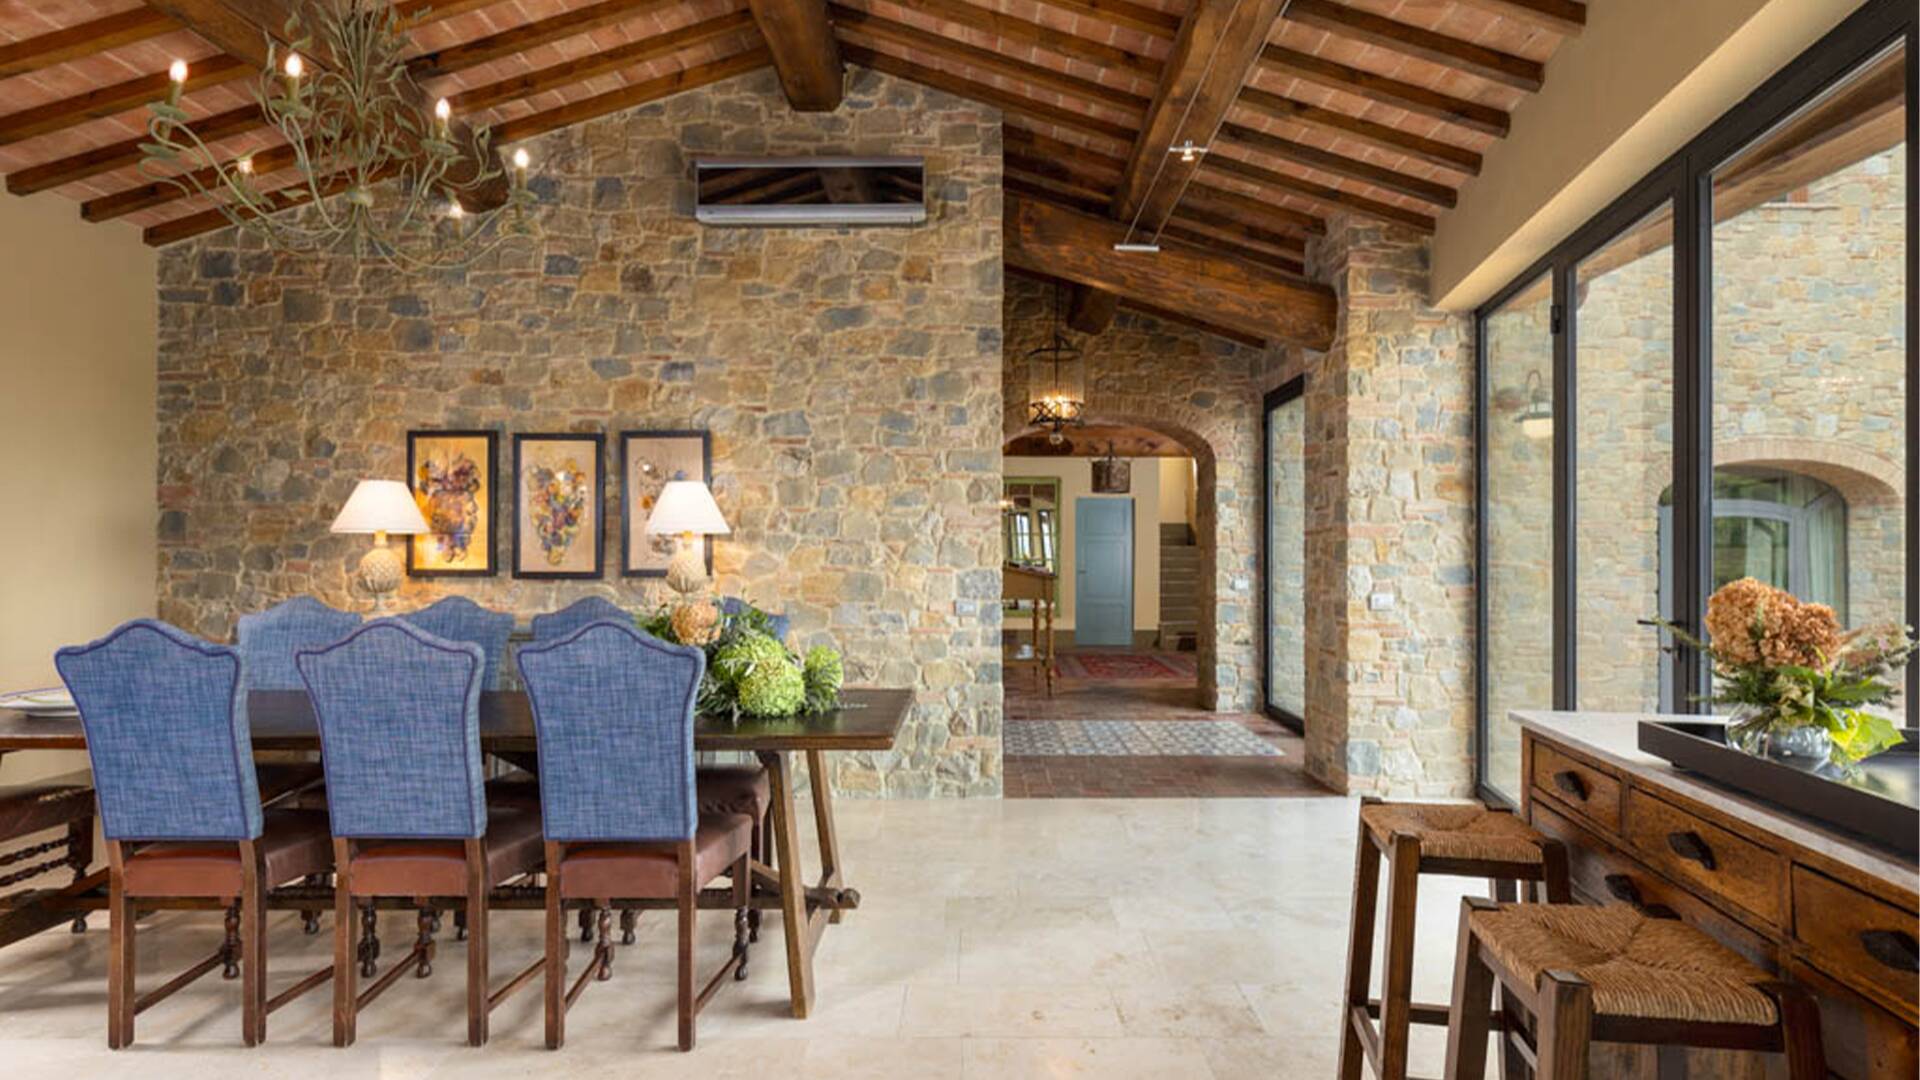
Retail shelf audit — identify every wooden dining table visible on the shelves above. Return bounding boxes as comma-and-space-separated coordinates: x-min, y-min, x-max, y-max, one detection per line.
0, 686, 910, 1020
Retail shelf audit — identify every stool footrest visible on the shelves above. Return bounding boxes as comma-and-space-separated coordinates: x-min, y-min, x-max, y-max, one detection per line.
1362, 997, 1508, 1030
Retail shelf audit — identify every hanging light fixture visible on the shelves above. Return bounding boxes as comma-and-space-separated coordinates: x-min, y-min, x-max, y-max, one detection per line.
1515, 369, 1553, 440
1027, 283, 1087, 445
142, 0, 538, 270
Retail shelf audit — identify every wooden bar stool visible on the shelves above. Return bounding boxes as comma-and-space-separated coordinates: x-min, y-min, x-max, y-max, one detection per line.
1444, 898, 1826, 1079
1340, 798, 1572, 1080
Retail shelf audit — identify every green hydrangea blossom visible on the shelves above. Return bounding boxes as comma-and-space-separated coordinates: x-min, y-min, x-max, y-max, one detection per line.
737, 657, 807, 717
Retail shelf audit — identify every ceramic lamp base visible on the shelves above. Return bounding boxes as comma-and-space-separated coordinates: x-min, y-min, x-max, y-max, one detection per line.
665, 536, 707, 597
358, 539, 404, 613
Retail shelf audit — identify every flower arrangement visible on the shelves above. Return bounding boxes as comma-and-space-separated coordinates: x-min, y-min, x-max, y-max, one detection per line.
1652, 577, 1913, 769
639, 600, 844, 721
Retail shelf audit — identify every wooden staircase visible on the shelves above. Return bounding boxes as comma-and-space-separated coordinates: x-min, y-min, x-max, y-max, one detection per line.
1158, 522, 1200, 651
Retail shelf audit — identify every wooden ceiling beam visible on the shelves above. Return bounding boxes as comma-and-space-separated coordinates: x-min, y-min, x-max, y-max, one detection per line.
407, 0, 682, 79
1006, 153, 1306, 265
831, 6, 1149, 115
1006, 175, 1305, 278
1033, 0, 1181, 38
1235, 84, 1480, 175
0, 9, 179, 80
1260, 44, 1509, 137
1006, 194, 1335, 348
1218, 120, 1456, 207
448, 10, 758, 112
1008, 264, 1267, 348
1452, 0, 1585, 37
749, 0, 844, 109
888, 0, 1162, 81
144, 0, 509, 211
0, 55, 246, 146
840, 43, 1135, 143
1205, 150, 1434, 231
1283, 0, 1544, 93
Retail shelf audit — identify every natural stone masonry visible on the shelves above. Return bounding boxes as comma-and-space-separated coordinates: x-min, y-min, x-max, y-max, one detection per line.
1269, 214, 1476, 797
1002, 276, 1282, 713
155, 67, 1005, 797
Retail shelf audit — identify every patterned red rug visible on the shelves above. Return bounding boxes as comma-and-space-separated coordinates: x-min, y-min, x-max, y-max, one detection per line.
1053, 652, 1198, 681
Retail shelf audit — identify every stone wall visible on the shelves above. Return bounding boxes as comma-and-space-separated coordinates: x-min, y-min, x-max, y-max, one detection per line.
154, 67, 1006, 797
1002, 276, 1279, 711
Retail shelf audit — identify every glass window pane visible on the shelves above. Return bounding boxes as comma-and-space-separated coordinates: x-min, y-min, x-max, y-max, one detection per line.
1710, 42, 1908, 715
1484, 274, 1556, 800
1266, 391, 1305, 719
1574, 204, 1674, 712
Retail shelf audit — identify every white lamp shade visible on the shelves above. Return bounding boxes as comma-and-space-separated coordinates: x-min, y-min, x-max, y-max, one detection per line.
646, 479, 730, 536
330, 479, 430, 535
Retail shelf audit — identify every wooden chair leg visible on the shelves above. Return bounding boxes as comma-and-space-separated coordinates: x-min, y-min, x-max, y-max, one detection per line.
544, 843, 565, 1051
676, 841, 696, 1052
240, 842, 265, 1047
466, 839, 489, 1047
1379, 832, 1423, 1080
106, 846, 135, 1050
1496, 983, 1528, 1080
1539, 840, 1572, 904
1534, 971, 1593, 1080
1764, 981, 1827, 1080
67, 818, 93, 933
1338, 805, 1382, 1080
732, 852, 751, 982
332, 840, 357, 1048
1444, 897, 1499, 1080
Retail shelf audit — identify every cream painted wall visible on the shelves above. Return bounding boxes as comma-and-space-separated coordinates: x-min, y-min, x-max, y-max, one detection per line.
1007, 456, 1176, 633
1432, 0, 1868, 310
1155, 457, 1196, 527
0, 195, 156, 784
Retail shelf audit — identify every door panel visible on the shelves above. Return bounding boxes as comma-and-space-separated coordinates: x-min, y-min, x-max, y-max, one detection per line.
1074, 498, 1134, 647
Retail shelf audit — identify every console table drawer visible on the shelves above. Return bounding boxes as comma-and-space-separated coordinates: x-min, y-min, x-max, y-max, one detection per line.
1529, 741, 1621, 832
1625, 788, 1786, 926
1793, 865, 1920, 1015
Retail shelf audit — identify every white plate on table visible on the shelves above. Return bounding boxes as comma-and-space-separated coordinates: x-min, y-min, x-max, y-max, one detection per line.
0, 688, 77, 718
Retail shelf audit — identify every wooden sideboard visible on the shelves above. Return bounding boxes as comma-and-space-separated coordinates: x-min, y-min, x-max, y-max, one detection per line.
1516, 712, 1919, 1080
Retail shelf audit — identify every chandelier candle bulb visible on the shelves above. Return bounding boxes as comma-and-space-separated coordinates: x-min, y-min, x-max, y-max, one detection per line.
434, 97, 451, 136
166, 59, 186, 104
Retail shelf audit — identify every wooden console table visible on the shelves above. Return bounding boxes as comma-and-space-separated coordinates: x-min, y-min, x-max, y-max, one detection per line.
1003, 563, 1056, 696
1516, 711, 1919, 1079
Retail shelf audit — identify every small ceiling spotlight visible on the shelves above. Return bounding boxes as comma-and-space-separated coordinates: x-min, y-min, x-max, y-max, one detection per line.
1168, 140, 1208, 163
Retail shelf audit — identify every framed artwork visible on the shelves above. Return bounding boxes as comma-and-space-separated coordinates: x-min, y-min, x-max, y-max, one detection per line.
620, 430, 712, 578
512, 432, 605, 580
406, 429, 497, 577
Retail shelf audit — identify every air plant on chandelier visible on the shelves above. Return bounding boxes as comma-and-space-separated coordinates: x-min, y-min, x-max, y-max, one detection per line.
140, 0, 539, 270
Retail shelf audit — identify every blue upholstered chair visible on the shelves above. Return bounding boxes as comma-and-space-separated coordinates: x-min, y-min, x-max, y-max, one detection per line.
399, 596, 516, 690
530, 595, 630, 641
236, 596, 361, 690
518, 619, 753, 1051
295, 618, 544, 1047
55, 619, 333, 1049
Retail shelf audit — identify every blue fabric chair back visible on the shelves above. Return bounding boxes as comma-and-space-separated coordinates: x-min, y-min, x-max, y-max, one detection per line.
518, 620, 703, 843
720, 597, 790, 643
530, 596, 629, 641
296, 619, 487, 839
236, 596, 362, 690
400, 596, 515, 690
54, 620, 263, 842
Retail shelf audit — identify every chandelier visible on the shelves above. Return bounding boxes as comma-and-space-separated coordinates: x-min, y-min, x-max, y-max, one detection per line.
141, 0, 538, 270
1026, 282, 1086, 445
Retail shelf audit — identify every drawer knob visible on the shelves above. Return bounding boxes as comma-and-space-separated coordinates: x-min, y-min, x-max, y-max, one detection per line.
1602, 873, 1678, 920
1665, 830, 1717, 871
1859, 929, 1920, 973
1551, 770, 1588, 800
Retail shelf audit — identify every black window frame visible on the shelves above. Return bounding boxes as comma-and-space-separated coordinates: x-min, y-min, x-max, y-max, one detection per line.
1262, 374, 1307, 732
1474, 0, 1919, 807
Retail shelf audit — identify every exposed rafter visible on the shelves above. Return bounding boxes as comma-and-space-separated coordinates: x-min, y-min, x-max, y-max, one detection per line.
1260, 44, 1509, 138
0, 9, 178, 81
1283, 0, 1544, 93
1205, 151, 1435, 232
0, 56, 246, 146
1234, 85, 1480, 175
1452, 0, 1585, 37
405, 0, 683, 80
889, 0, 1163, 80
840, 43, 1135, 143
750, 0, 844, 109
1218, 122, 1457, 207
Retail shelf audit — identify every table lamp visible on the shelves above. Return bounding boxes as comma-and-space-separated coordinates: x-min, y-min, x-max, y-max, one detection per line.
646, 476, 729, 597
330, 479, 430, 612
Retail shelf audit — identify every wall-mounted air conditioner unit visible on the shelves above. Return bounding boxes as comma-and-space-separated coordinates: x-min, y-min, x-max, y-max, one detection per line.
694, 156, 927, 226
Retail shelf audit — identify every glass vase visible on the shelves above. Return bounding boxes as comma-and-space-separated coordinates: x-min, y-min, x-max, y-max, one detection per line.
1724, 707, 1833, 772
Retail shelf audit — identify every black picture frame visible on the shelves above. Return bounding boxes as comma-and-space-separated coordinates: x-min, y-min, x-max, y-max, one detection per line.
620, 430, 714, 578
405, 429, 498, 578
511, 432, 605, 581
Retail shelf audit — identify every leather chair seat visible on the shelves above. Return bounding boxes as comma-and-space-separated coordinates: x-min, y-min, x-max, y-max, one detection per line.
696, 764, 769, 821
555, 812, 751, 900
348, 806, 544, 897
0, 769, 95, 839
123, 808, 334, 898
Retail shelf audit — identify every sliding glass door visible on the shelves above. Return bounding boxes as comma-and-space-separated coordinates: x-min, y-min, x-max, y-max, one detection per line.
1264, 377, 1305, 730
1475, 0, 1916, 805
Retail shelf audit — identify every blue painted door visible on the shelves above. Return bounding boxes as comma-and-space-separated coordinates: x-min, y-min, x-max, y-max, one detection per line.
1074, 498, 1134, 647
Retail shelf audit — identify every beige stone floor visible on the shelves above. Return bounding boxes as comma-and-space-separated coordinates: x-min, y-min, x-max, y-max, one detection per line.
0, 796, 1487, 1078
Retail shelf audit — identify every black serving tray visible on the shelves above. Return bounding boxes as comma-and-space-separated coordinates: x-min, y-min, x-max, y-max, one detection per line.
1637, 720, 1919, 860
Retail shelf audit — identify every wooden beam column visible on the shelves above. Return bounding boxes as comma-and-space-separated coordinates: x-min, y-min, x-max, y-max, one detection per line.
1070, 0, 1290, 333
749, 0, 843, 111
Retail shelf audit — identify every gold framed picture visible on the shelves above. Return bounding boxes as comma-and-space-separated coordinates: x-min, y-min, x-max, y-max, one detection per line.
512, 432, 605, 580
406, 430, 497, 577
